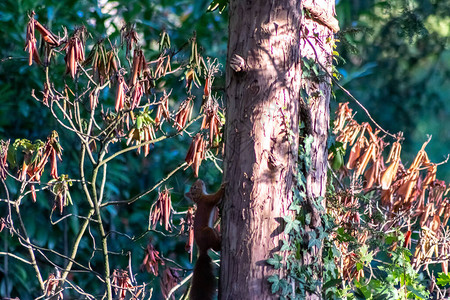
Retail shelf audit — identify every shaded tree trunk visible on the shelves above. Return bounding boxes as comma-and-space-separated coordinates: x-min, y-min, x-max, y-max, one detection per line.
221, 0, 336, 299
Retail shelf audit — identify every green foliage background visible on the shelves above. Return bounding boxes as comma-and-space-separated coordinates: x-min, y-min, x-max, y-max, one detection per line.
335, 0, 450, 179
0, 0, 448, 298
0, 0, 228, 298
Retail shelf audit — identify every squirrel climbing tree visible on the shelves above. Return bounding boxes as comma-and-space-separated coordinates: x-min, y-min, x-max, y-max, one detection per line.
186, 179, 225, 300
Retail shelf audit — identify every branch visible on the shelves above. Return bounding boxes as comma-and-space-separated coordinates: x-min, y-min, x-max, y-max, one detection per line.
303, 0, 340, 33
101, 161, 187, 207
96, 114, 202, 170
13, 202, 45, 292
90, 152, 113, 300
302, 29, 397, 139
60, 209, 95, 284
0, 252, 32, 265
166, 271, 192, 300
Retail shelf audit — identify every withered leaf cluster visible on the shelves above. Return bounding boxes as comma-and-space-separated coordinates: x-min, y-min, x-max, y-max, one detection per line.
180, 207, 195, 262
84, 41, 118, 85
43, 272, 63, 299
140, 242, 164, 276
64, 28, 86, 79
120, 24, 139, 56
184, 99, 223, 177
154, 55, 172, 79
185, 133, 206, 178
49, 174, 73, 215
112, 269, 135, 300
154, 92, 171, 128
174, 97, 194, 131
149, 187, 173, 231
201, 101, 223, 145
331, 102, 450, 279
24, 11, 60, 66
127, 110, 157, 157
329, 192, 368, 281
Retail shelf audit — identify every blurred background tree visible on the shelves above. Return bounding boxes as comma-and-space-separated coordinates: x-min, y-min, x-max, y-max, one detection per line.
335, 0, 450, 179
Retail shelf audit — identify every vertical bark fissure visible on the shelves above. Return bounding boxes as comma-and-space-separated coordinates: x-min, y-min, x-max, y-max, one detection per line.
222, 1, 302, 299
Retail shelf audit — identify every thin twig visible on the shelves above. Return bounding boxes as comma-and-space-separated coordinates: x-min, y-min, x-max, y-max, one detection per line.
0, 252, 33, 265
101, 161, 187, 207
302, 29, 397, 139
166, 271, 192, 300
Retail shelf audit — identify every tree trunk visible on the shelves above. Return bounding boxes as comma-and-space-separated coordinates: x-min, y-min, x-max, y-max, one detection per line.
221, 1, 301, 299
300, 1, 335, 298
221, 0, 336, 299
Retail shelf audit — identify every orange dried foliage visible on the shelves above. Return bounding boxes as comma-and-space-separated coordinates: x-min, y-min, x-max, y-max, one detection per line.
332, 102, 450, 279
155, 92, 171, 128
180, 207, 195, 262
64, 34, 85, 79
112, 269, 135, 300
201, 101, 223, 145
174, 97, 194, 131
140, 243, 164, 275
185, 133, 206, 178
149, 187, 173, 231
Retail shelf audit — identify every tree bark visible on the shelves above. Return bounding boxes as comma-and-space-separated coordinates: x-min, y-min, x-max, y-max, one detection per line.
300, 1, 335, 299
222, 0, 336, 299
221, 1, 302, 299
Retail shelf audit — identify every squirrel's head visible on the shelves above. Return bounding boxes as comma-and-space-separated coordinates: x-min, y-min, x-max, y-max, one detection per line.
186, 179, 206, 203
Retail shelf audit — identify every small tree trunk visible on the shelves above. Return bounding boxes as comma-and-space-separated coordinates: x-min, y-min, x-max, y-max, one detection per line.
221, 1, 302, 299
300, 0, 336, 299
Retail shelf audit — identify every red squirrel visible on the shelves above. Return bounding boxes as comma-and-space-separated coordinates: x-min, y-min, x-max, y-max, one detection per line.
186, 179, 225, 300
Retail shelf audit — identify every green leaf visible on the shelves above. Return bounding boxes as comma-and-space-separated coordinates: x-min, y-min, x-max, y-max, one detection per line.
406, 284, 427, 299
305, 212, 311, 225
283, 215, 300, 235
356, 262, 363, 271
136, 116, 143, 129
268, 274, 280, 294
267, 254, 282, 269
323, 278, 342, 291
437, 272, 450, 286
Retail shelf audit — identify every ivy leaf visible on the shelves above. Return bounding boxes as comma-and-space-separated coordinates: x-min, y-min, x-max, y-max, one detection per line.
267, 254, 283, 269
305, 213, 311, 225
323, 278, 341, 291
268, 274, 280, 293
289, 201, 301, 213
283, 215, 300, 235
280, 239, 290, 251
308, 231, 322, 249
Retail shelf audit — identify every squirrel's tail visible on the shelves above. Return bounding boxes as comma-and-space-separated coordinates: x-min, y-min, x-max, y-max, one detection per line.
190, 252, 215, 300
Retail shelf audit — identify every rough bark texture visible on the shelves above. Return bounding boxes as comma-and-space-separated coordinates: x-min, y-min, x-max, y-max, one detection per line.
301, 1, 335, 299
302, 2, 334, 202
221, 1, 302, 299
222, 1, 336, 299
